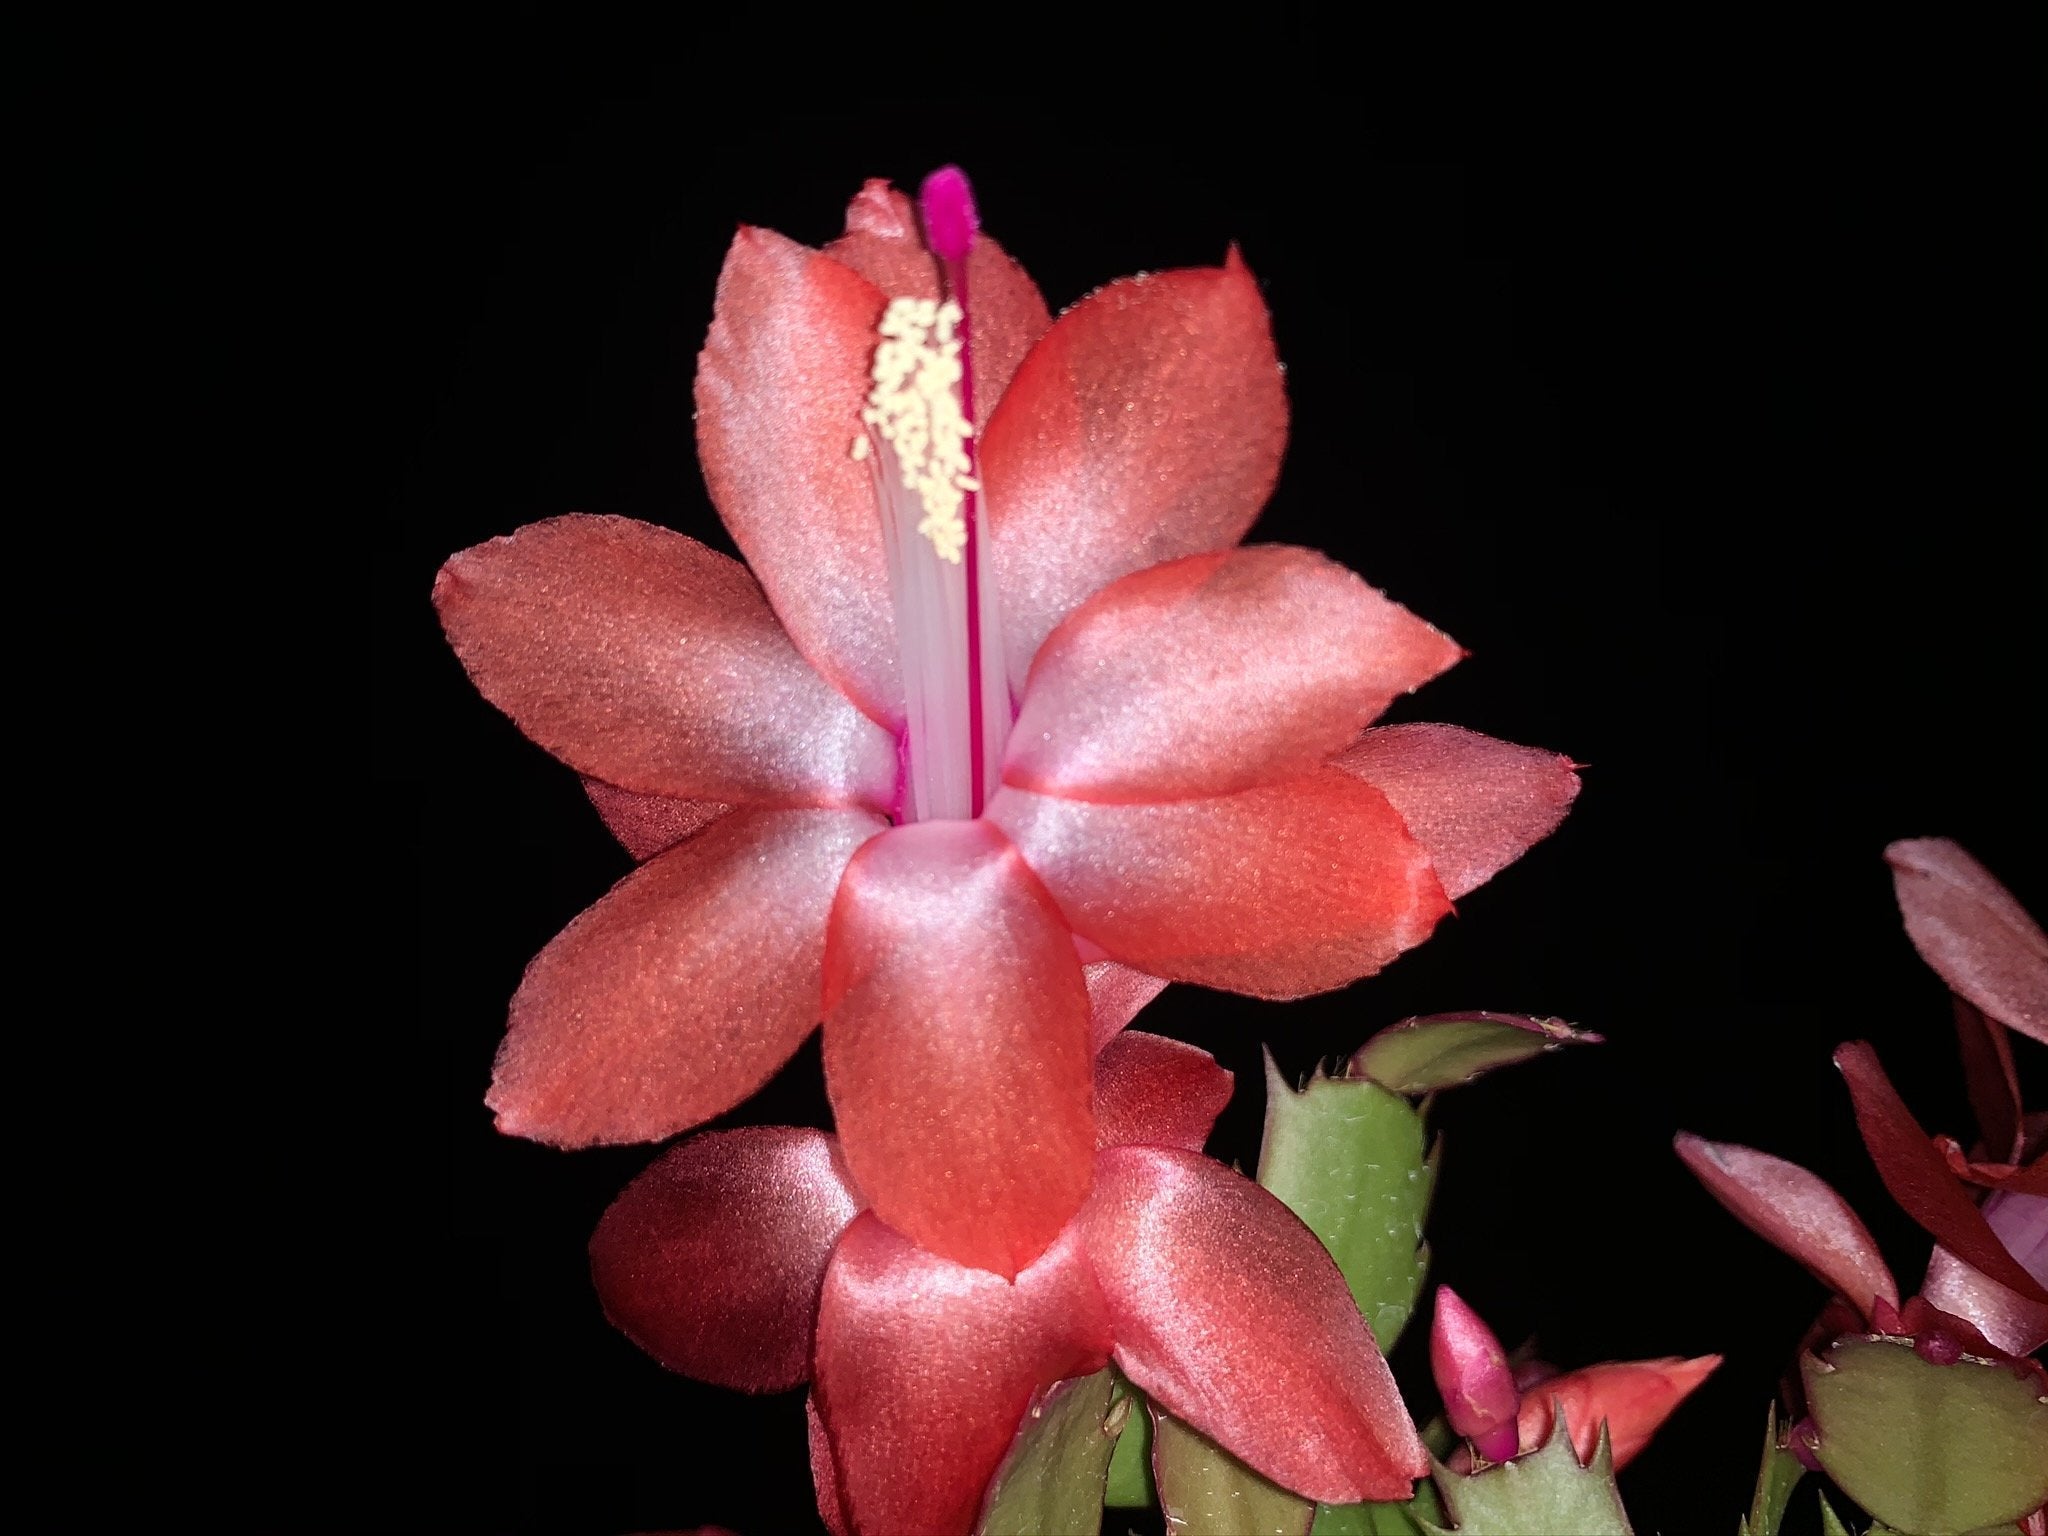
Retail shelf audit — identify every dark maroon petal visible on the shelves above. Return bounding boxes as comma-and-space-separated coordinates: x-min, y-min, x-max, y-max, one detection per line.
1834, 1041, 2048, 1303
812, 1215, 1113, 1536
488, 807, 884, 1147
434, 515, 896, 808
581, 777, 732, 862
1953, 998, 2024, 1163
1332, 724, 1579, 901
1083, 1146, 1427, 1503
1673, 1133, 1898, 1318
1093, 1032, 1234, 1153
821, 820, 1095, 1277
589, 1128, 863, 1391
1887, 838, 2048, 1046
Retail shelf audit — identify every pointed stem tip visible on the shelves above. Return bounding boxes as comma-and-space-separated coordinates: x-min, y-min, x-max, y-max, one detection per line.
919, 165, 980, 262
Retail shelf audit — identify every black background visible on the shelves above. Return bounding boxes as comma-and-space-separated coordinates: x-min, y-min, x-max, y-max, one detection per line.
350, 77, 2041, 1536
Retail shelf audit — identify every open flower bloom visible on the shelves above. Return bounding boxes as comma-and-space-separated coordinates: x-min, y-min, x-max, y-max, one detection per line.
589, 1032, 1426, 1535
1676, 838, 2048, 1355
434, 169, 1578, 1275
1676, 1067, 2048, 1356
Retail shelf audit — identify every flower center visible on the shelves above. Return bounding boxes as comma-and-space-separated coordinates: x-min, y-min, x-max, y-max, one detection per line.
851, 167, 1010, 824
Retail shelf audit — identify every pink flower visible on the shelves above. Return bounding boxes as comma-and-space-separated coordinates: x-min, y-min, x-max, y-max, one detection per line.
589, 1032, 1426, 1535
433, 168, 1578, 1274
1678, 839, 2048, 1354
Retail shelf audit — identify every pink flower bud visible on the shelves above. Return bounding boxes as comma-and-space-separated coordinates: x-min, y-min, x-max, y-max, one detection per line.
1431, 1286, 1521, 1462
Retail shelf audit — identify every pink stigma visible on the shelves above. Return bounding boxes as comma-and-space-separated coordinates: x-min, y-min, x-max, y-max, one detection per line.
919, 166, 980, 262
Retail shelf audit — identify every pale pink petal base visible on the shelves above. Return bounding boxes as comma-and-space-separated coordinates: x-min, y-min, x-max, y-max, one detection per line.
490, 807, 884, 1146
589, 1128, 863, 1391
813, 1216, 1113, 1536
1083, 1146, 1427, 1503
822, 820, 1095, 1277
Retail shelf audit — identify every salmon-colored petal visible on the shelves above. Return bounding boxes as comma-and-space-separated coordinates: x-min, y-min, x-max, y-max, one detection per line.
821, 820, 1095, 1277
1007, 548, 1462, 802
489, 807, 884, 1147
1085, 960, 1169, 1052
588, 1129, 863, 1391
1887, 838, 2048, 1046
695, 227, 902, 725
812, 1215, 1113, 1536
989, 773, 1450, 999
1333, 724, 1579, 901
581, 778, 731, 862
821, 179, 1051, 411
983, 252, 1287, 689
1515, 1356, 1721, 1470
1922, 1242, 2048, 1357
1083, 1146, 1427, 1503
434, 516, 897, 808
1674, 1134, 1898, 1318
1093, 1032, 1234, 1153
1834, 1041, 2048, 1302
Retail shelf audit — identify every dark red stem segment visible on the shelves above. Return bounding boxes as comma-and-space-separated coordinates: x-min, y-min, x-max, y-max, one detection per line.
921, 166, 987, 815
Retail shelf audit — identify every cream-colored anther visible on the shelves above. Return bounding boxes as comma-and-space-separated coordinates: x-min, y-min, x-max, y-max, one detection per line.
850, 297, 976, 563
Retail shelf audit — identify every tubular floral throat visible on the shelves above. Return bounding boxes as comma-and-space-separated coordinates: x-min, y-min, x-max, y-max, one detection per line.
851, 168, 1008, 823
